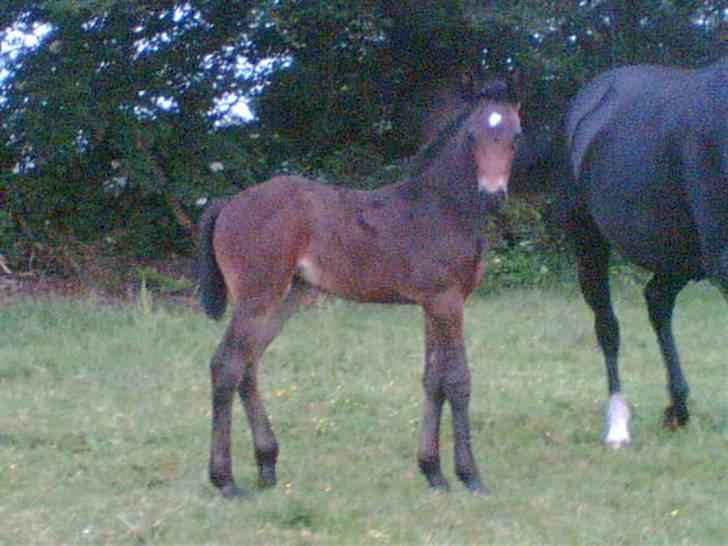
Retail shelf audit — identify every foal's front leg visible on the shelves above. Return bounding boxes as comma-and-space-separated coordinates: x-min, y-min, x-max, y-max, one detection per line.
418, 313, 449, 490
420, 292, 486, 493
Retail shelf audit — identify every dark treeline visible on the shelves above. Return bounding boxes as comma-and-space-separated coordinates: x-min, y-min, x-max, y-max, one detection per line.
0, 1, 725, 280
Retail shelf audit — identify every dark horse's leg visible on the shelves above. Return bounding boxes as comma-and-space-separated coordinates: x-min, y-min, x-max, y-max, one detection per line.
570, 216, 629, 448
644, 273, 691, 427
209, 282, 310, 497
419, 290, 486, 493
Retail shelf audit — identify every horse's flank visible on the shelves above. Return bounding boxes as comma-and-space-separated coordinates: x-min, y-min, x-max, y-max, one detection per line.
567, 56, 727, 182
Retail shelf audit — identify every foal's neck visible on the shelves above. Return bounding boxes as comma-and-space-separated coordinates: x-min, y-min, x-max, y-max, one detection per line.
414, 143, 500, 236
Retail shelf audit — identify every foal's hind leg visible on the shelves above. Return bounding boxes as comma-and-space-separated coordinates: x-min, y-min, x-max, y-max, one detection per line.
209, 285, 309, 497
238, 282, 312, 488
644, 273, 690, 427
209, 309, 261, 498
572, 221, 628, 448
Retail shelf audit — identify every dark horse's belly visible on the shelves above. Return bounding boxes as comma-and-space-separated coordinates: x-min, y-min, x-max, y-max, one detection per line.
606, 223, 703, 277
588, 179, 704, 277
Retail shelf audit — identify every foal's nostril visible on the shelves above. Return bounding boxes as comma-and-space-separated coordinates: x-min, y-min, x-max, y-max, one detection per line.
478, 184, 508, 213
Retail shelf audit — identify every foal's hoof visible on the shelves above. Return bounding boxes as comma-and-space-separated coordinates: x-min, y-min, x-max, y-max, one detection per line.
465, 480, 489, 495
419, 458, 450, 492
257, 470, 277, 489
219, 482, 244, 499
426, 476, 451, 492
663, 405, 689, 429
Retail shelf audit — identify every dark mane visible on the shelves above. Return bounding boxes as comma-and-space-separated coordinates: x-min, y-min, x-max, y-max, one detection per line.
406, 105, 474, 180
407, 79, 513, 180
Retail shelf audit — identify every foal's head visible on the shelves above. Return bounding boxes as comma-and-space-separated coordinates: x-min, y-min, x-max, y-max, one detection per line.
462, 71, 524, 196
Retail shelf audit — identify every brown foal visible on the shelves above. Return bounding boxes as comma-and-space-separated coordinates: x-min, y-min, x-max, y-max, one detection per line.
198, 72, 524, 497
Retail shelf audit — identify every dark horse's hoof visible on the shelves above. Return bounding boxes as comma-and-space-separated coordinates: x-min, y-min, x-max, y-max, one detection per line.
663, 405, 689, 428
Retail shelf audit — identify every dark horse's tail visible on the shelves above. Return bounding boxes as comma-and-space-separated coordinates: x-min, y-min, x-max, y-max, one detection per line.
197, 199, 229, 320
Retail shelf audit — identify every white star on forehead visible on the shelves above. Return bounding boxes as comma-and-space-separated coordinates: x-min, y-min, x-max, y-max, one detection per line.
487, 111, 503, 128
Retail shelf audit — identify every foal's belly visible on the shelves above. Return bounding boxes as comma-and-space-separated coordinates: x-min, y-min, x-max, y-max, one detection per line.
296, 254, 416, 304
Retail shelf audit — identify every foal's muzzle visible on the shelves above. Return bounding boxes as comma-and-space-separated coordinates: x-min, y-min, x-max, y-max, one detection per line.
478, 185, 507, 212
479, 185, 508, 200
492, 187, 508, 201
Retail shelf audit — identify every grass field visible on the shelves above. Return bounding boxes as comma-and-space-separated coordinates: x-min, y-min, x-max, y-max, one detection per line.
1, 280, 726, 545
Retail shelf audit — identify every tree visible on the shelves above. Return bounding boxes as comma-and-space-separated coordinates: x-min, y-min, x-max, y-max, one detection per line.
1, 2, 262, 267
0, 1, 724, 274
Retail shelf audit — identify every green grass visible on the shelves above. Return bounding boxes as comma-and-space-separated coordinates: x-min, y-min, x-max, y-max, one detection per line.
1, 281, 726, 545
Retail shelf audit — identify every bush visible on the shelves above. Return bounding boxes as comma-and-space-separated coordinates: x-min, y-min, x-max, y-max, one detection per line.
0, 210, 17, 272
478, 195, 574, 294
135, 265, 194, 296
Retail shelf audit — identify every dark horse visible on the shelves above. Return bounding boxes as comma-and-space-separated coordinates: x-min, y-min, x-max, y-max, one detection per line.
563, 56, 727, 448
197, 73, 525, 497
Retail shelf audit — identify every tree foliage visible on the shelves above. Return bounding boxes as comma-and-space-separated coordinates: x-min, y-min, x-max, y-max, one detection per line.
0, 0, 725, 273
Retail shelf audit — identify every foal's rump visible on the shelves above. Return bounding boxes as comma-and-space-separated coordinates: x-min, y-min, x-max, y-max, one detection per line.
211, 176, 314, 312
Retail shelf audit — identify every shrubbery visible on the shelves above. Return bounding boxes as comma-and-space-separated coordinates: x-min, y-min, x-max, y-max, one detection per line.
1, 2, 720, 292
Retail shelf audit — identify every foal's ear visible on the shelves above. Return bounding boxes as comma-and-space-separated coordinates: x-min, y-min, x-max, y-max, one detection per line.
507, 69, 526, 107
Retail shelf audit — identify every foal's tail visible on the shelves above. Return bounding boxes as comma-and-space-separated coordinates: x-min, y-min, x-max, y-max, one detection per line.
197, 199, 228, 320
